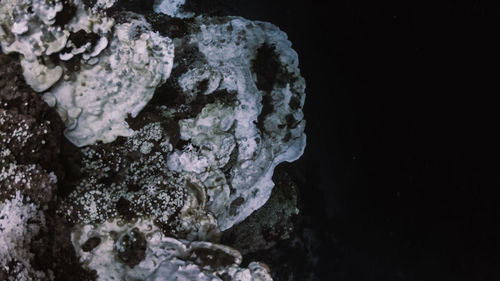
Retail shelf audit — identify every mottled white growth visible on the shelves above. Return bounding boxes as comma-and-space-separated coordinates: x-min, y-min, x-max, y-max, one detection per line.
82, 37, 109, 60
47, 18, 174, 146
0, 0, 115, 92
0, 191, 48, 281
146, 259, 221, 281
61, 117, 221, 242
178, 65, 222, 99
94, 0, 118, 9
72, 218, 271, 281
20, 60, 64, 93
72, 219, 178, 281
147, 259, 272, 281
247, 262, 274, 281
168, 17, 306, 230
0, 0, 67, 52
153, 0, 194, 18
60, 147, 186, 224
2, 0, 304, 279
167, 145, 211, 173
0, 0, 168, 147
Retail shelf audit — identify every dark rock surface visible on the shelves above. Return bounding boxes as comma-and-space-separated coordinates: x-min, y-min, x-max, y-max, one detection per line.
0, 51, 94, 281
213, 0, 499, 280
222, 169, 299, 255
221, 166, 322, 281
0, 53, 64, 203
32, 212, 97, 281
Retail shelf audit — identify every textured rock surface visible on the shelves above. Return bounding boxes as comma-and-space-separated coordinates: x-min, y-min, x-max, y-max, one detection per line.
0, 52, 62, 205
1, 0, 175, 147
0, 51, 93, 281
153, 0, 194, 18
0, 191, 49, 281
149, 16, 306, 230
45, 15, 174, 146
222, 169, 300, 254
59, 106, 219, 241
58, 103, 275, 279
71, 218, 272, 280
0, 0, 115, 92
0, 53, 63, 188
220, 165, 324, 281
0, 0, 307, 279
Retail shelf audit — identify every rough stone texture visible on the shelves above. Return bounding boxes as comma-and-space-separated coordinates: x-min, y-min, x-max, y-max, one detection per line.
0, 0, 115, 92
0, 191, 49, 281
222, 169, 299, 255
0, 52, 62, 205
0, 53, 63, 182
0, 51, 94, 281
56, 13, 305, 280
1, 0, 308, 279
58, 106, 220, 242
32, 212, 98, 281
70, 217, 272, 280
222, 166, 322, 281
1, 0, 175, 147
145, 15, 307, 231
45, 15, 175, 147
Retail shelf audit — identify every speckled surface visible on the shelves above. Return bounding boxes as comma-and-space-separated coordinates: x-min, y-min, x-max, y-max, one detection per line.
1, 0, 306, 279
2, 0, 498, 280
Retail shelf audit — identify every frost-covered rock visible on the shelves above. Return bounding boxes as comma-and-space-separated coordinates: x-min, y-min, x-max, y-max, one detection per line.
61, 15, 306, 280
147, 260, 272, 281
60, 101, 279, 279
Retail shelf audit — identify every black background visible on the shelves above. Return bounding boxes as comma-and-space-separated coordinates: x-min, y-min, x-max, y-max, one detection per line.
218, 0, 500, 280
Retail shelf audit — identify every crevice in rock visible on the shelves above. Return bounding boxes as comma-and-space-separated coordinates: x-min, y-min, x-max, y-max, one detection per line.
54, 0, 77, 27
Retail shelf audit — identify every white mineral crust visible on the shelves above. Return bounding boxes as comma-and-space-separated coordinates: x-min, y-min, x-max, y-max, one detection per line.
72, 218, 272, 281
1, 0, 306, 279
47, 17, 174, 146
166, 17, 307, 230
